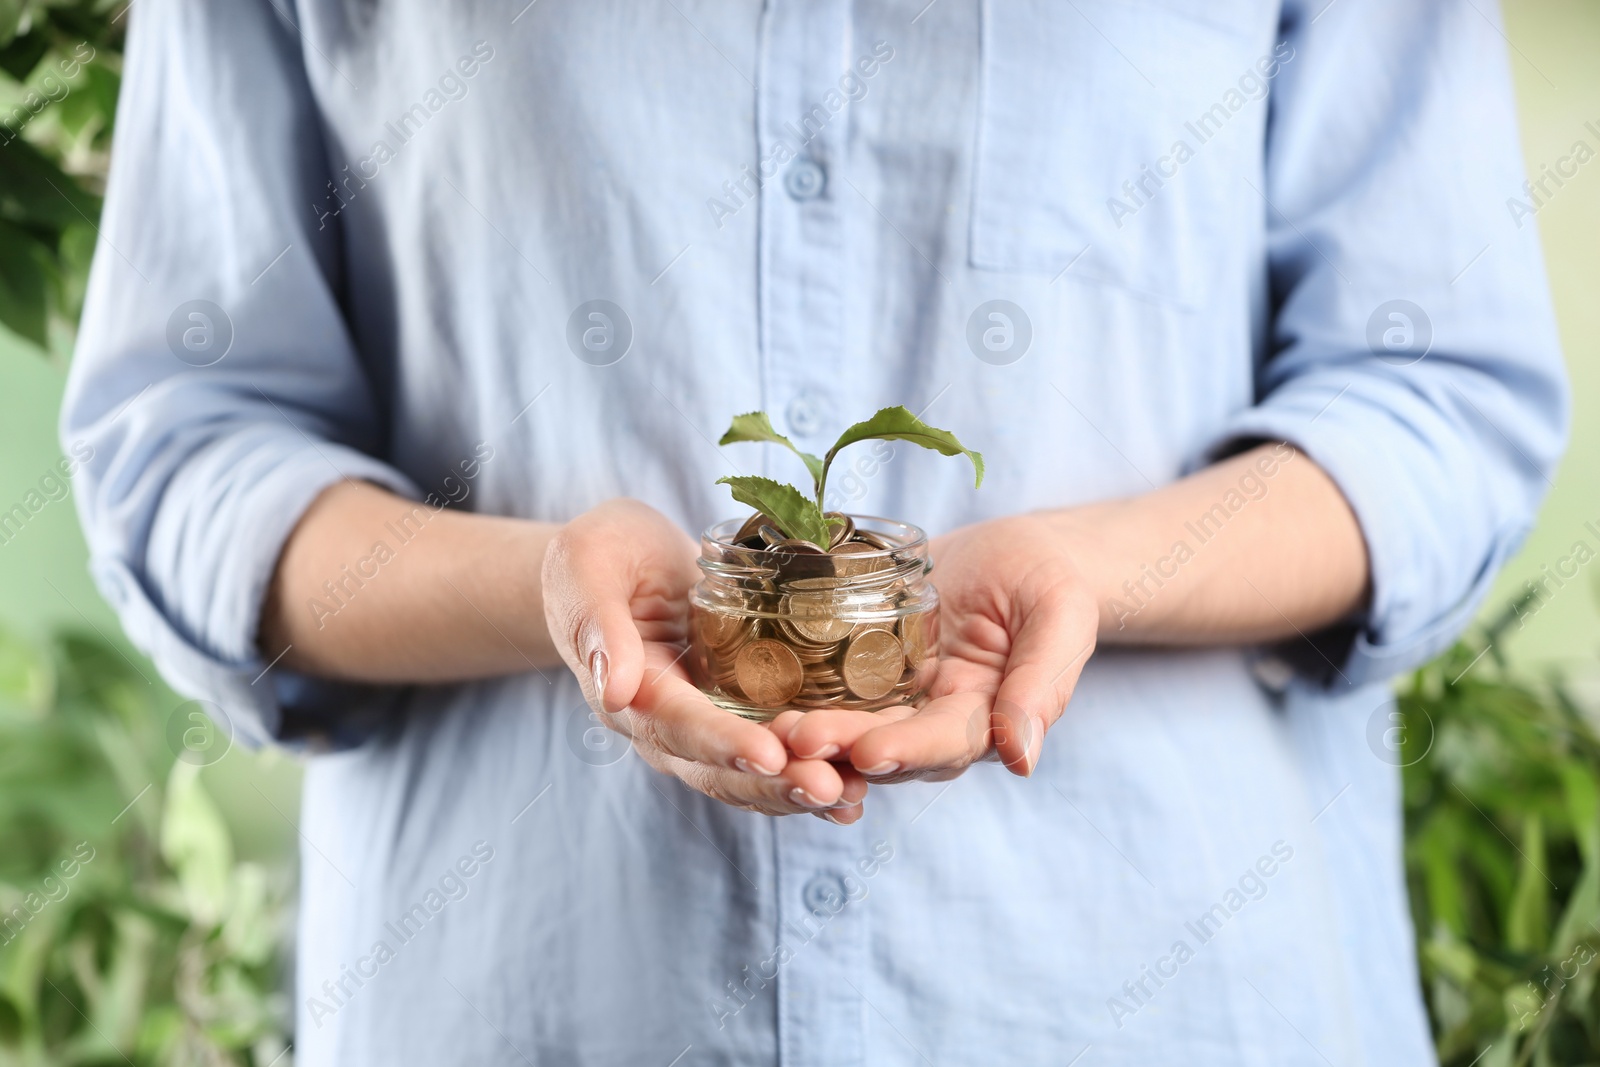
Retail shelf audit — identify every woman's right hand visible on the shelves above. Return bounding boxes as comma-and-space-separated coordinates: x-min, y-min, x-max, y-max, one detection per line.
542, 499, 867, 822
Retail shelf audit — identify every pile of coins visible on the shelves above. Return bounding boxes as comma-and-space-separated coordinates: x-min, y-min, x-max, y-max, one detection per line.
689, 512, 939, 718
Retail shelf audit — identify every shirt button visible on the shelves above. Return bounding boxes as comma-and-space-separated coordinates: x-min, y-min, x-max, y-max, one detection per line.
786, 391, 829, 437
802, 873, 848, 915
784, 158, 827, 201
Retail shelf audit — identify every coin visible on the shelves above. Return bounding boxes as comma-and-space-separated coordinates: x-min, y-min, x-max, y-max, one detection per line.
735, 512, 774, 544
787, 576, 847, 591
702, 514, 934, 713
841, 628, 904, 700
854, 529, 896, 551
781, 592, 856, 643
734, 639, 804, 708
695, 605, 750, 652
826, 512, 856, 548
770, 539, 833, 581
898, 611, 929, 669
829, 540, 893, 577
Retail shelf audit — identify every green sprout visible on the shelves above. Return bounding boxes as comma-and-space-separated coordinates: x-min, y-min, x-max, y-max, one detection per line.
715, 406, 984, 549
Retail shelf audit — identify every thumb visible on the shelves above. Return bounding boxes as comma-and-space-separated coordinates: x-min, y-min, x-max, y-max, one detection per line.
573, 595, 646, 716
542, 533, 647, 715
991, 583, 1097, 777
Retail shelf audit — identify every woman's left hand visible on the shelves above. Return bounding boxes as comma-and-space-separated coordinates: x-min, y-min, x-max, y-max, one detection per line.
774, 514, 1100, 782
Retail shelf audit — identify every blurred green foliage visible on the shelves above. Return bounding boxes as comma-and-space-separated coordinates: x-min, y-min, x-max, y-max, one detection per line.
1405, 599, 1600, 1067
0, 628, 293, 1066
0, 0, 122, 358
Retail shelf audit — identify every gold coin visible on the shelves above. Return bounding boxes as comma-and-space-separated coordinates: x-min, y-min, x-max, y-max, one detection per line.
734, 512, 773, 544
770, 537, 825, 555
786, 575, 847, 591
898, 611, 929, 669
829, 540, 893, 577
841, 628, 905, 701
734, 639, 804, 708
825, 513, 856, 548
695, 606, 750, 652
854, 529, 897, 551
780, 592, 856, 644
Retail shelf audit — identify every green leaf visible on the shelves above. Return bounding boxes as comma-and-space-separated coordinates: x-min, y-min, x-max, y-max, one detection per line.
715, 476, 831, 548
0, 0, 22, 51
160, 762, 234, 926
0, 26, 49, 79
0, 137, 101, 232
0, 217, 50, 349
820, 406, 984, 501
717, 411, 825, 491
1505, 814, 1548, 953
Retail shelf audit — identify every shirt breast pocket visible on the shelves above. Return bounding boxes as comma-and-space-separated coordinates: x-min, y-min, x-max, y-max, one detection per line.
971, 0, 1275, 310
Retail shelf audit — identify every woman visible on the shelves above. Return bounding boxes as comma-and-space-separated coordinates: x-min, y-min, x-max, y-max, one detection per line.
64, 0, 1565, 1063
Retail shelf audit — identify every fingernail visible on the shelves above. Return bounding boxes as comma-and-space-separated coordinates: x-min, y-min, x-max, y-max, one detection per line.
588, 649, 609, 710
736, 757, 781, 778
1021, 715, 1045, 777
790, 787, 828, 809
798, 743, 839, 761
860, 760, 899, 776
822, 810, 851, 825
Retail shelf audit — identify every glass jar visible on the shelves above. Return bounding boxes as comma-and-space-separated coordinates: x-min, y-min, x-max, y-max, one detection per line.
688, 514, 940, 720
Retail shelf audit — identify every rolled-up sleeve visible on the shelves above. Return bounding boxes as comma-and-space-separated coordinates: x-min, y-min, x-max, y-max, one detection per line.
61, 0, 418, 745
1204, 0, 1569, 687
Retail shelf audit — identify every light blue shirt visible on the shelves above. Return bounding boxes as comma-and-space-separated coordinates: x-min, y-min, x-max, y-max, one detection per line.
63, 0, 1566, 1063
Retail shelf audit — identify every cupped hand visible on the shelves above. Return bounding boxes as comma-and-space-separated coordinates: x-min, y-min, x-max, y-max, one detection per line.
542, 499, 868, 821
778, 514, 1099, 782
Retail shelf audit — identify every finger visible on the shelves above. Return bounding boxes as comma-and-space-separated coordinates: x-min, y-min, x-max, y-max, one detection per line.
782, 707, 911, 764
766, 709, 809, 749
628, 662, 790, 776
541, 503, 697, 714
813, 802, 865, 826
541, 531, 649, 715
662, 752, 858, 816
843, 691, 993, 778
990, 586, 1098, 777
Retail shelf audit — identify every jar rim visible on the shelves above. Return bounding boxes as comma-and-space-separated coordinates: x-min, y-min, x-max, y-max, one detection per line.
701, 513, 929, 557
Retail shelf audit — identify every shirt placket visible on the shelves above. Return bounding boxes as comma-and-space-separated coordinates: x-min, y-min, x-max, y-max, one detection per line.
757, 0, 851, 454
755, 3, 868, 1066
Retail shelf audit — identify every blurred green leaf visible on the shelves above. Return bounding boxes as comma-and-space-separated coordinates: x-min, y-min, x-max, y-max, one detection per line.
160, 762, 233, 926
0, 0, 22, 50
0, 2, 120, 356
0, 217, 49, 347
1506, 816, 1549, 953
1404, 610, 1600, 1066
0, 628, 292, 1065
